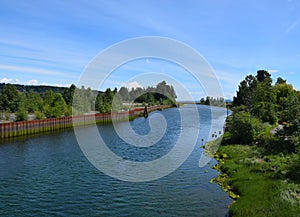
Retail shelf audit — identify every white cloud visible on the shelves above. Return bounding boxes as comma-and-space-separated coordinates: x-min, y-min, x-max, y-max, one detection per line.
0, 77, 13, 83
268, 69, 279, 73
0, 77, 20, 84
39, 82, 71, 87
27, 79, 38, 85
125, 81, 142, 89
0, 77, 71, 87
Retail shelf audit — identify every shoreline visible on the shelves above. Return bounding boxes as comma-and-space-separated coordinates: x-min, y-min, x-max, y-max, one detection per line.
204, 139, 300, 216
203, 137, 240, 201
0, 105, 172, 139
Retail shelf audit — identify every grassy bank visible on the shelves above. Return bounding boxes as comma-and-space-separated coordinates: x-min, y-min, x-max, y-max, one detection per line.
211, 144, 300, 217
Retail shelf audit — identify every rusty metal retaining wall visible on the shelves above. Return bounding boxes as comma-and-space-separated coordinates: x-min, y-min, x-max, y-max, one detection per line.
0, 105, 166, 139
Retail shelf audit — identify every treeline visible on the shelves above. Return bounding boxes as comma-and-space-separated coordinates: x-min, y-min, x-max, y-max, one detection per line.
216, 73, 300, 216
224, 70, 300, 153
0, 83, 67, 94
0, 81, 176, 121
94, 81, 176, 113
199, 96, 226, 107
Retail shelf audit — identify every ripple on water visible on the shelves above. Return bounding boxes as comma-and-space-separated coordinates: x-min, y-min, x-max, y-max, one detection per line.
0, 106, 232, 216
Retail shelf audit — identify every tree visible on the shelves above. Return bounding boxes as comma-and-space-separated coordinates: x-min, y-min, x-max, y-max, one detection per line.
16, 106, 28, 121
233, 74, 257, 109
43, 91, 67, 118
16, 93, 28, 121
275, 77, 286, 85
133, 81, 176, 106
118, 87, 130, 101
63, 84, 76, 105
256, 70, 272, 85
274, 82, 294, 121
200, 97, 205, 104
281, 92, 300, 123
72, 86, 95, 114
0, 83, 20, 112
156, 80, 176, 102
95, 88, 115, 113
52, 93, 68, 118
26, 90, 43, 113
274, 91, 300, 153
251, 82, 276, 124
228, 111, 262, 144
112, 93, 122, 112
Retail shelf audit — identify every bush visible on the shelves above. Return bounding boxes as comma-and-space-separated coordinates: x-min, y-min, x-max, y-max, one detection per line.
34, 110, 45, 120
228, 111, 262, 144
16, 107, 28, 121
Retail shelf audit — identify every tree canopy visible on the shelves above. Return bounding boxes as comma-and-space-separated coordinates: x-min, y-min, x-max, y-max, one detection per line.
0, 81, 177, 121
227, 69, 300, 153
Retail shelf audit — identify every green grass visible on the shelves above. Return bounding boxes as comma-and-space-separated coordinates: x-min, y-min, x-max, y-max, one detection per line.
214, 145, 300, 217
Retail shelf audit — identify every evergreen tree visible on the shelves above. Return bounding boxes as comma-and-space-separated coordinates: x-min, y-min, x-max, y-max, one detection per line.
0, 83, 20, 112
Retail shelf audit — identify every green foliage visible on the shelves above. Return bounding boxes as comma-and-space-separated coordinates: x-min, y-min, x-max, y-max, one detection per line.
281, 92, 300, 123
95, 81, 177, 113
256, 69, 272, 85
251, 82, 277, 124
0, 81, 176, 120
43, 91, 68, 118
227, 111, 262, 144
34, 110, 45, 120
132, 81, 176, 106
0, 83, 20, 112
118, 86, 130, 101
219, 71, 300, 216
208, 70, 300, 217
26, 90, 44, 113
229, 70, 300, 151
63, 84, 76, 105
16, 106, 28, 121
15, 93, 28, 121
215, 145, 300, 217
199, 96, 225, 107
233, 74, 257, 109
0, 83, 66, 94
95, 88, 114, 113
275, 77, 286, 85
72, 86, 96, 114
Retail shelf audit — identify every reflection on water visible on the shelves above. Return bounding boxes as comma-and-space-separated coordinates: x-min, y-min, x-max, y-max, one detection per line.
0, 105, 232, 217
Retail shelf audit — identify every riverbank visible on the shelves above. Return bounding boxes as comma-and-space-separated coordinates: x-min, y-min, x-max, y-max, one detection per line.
0, 105, 171, 139
207, 141, 300, 216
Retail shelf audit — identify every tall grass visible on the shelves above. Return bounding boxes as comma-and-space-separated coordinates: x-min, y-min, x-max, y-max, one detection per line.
215, 145, 300, 217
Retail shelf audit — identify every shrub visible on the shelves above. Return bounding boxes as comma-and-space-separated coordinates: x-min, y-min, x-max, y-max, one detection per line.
16, 107, 28, 121
228, 111, 262, 144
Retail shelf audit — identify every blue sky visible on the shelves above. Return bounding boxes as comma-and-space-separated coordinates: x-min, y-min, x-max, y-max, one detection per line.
0, 0, 300, 100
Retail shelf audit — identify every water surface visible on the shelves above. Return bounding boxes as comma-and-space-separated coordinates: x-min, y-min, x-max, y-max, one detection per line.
0, 105, 232, 216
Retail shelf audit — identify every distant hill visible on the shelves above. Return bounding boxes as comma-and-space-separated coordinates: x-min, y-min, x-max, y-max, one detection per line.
0, 83, 102, 94
0, 83, 67, 94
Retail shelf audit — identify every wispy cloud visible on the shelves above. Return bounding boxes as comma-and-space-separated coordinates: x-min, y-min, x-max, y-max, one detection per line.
27, 79, 38, 85
0, 64, 71, 77
286, 18, 300, 33
268, 69, 279, 73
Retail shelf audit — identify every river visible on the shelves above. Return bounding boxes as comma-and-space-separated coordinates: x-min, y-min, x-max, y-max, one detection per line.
0, 104, 232, 217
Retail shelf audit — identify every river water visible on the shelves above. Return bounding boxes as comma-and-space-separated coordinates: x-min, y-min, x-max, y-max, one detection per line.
0, 105, 232, 217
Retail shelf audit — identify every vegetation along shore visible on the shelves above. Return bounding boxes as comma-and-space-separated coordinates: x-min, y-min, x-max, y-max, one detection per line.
0, 81, 176, 138
206, 70, 300, 217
